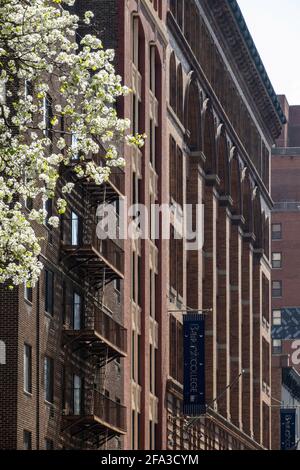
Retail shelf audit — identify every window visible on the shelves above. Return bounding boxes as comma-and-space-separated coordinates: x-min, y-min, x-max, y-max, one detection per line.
114, 278, 121, 293
272, 223, 282, 240
23, 430, 32, 450
131, 331, 135, 381
45, 439, 54, 450
24, 344, 32, 394
45, 269, 54, 315
43, 94, 53, 140
177, 64, 183, 122
273, 310, 282, 326
132, 16, 139, 68
43, 198, 53, 227
272, 252, 282, 269
24, 175, 33, 211
44, 356, 54, 403
71, 211, 80, 246
132, 410, 136, 450
24, 79, 33, 100
272, 281, 282, 298
169, 316, 183, 383
73, 374, 82, 416
114, 278, 121, 303
169, 53, 177, 110
24, 283, 33, 303
71, 133, 79, 160
149, 45, 158, 169
72, 292, 82, 331
273, 339, 282, 355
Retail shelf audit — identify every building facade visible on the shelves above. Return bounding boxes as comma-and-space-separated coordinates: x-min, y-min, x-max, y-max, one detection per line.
0, 0, 285, 450
271, 95, 300, 450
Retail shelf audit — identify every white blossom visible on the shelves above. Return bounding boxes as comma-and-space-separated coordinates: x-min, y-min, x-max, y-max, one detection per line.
0, 0, 145, 286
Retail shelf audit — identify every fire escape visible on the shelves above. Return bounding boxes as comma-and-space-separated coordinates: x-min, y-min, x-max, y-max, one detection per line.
60, 156, 127, 446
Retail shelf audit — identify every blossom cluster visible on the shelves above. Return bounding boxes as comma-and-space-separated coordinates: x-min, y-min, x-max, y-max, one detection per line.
0, 0, 145, 286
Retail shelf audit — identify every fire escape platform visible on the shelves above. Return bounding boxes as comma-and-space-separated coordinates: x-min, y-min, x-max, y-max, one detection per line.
61, 244, 124, 285
81, 179, 123, 205
62, 328, 127, 360
62, 414, 126, 437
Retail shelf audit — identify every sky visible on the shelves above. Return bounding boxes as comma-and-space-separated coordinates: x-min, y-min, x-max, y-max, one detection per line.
237, 0, 300, 105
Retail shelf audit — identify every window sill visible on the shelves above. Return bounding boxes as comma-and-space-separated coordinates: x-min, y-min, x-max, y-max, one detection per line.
24, 390, 32, 398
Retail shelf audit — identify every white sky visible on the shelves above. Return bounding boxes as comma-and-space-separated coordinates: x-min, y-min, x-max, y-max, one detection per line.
237, 0, 300, 105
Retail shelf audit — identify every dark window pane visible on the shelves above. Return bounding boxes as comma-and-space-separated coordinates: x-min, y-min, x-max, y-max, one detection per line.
45, 270, 54, 315
44, 356, 54, 403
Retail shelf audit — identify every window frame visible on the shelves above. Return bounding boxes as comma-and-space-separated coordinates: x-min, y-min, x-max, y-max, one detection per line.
272, 280, 282, 298
272, 252, 282, 269
71, 210, 80, 246
24, 283, 33, 304
24, 343, 32, 394
272, 339, 282, 355
45, 269, 54, 316
72, 374, 83, 416
44, 355, 54, 404
272, 309, 282, 326
272, 223, 282, 240
23, 430, 32, 450
72, 292, 82, 331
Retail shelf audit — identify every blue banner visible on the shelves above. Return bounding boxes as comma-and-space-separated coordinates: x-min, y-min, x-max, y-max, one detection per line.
183, 313, 206, 416
281, 409, 296, 450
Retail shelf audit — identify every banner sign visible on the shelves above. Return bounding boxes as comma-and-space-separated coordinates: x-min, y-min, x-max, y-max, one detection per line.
183, 313, 206, 416
281, 408, 296, 450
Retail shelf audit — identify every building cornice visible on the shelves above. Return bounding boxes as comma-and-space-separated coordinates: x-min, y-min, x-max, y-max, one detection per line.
205, 0, 286, 139
167, 15, 274, 208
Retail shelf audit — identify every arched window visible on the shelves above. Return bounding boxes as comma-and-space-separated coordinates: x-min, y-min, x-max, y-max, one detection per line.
230, 148, 242, 215
203, 99, 217, 175
149, 45, 162, 171
0, 340, 6, 365
185, 79, 202, 151
216, 124, 229, 195
242, 170, 253, 233
169, 52, 177, 111
176, 64, 183, 122
170, 0, 176, 17
264, 216, 270, 258
132, 15, 145, 134
184, 0, 191, 43
253, 189, 263, 249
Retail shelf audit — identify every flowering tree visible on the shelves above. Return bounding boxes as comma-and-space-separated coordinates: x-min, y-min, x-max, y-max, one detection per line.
0, 0, 143, 287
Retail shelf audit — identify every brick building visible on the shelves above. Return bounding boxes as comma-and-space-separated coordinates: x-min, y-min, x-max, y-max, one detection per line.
0, 0, 285, 450
271, 95, 300, 450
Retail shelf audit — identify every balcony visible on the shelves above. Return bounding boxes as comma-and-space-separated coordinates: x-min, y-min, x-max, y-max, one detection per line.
62, 389, 126, 442
61, 219, 124, 287
63, 302, 127, 361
